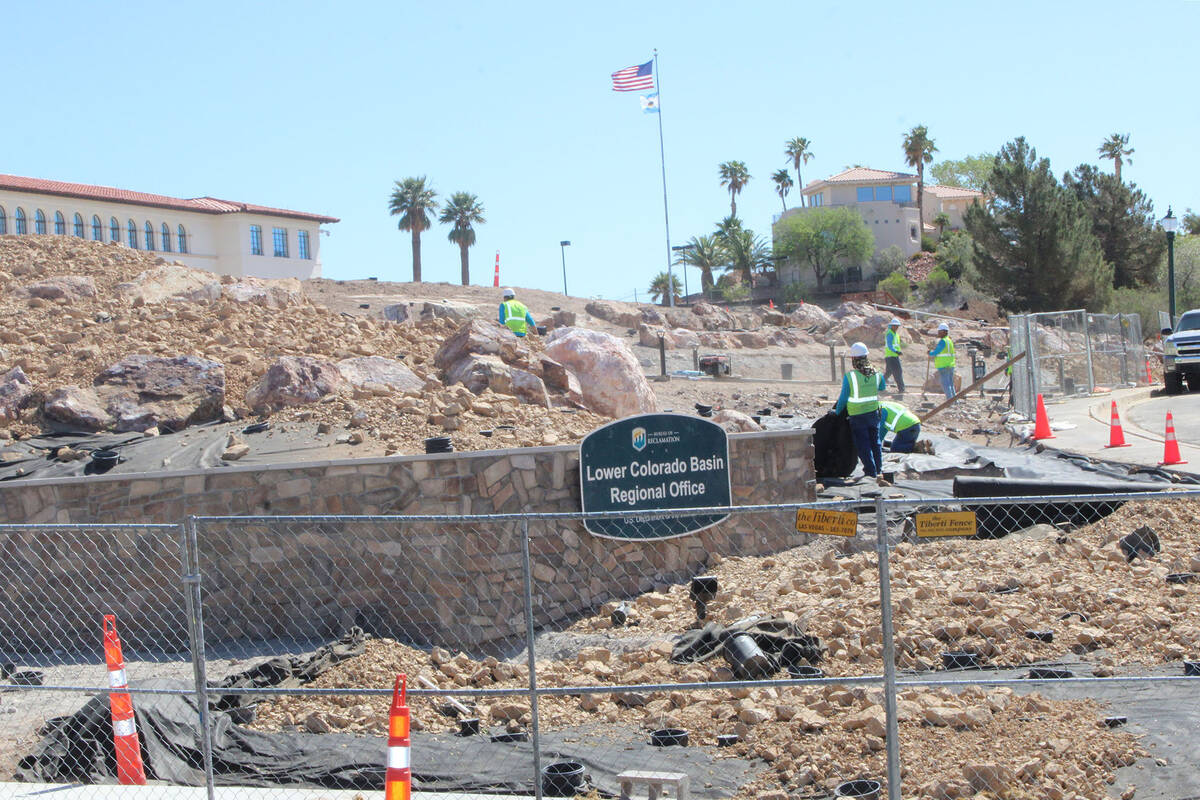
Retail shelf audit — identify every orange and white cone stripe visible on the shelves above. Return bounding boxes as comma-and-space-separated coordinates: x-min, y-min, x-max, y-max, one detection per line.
103, 615, 147, 785
385, 674, 411, 800
1160, 411, 1188, 466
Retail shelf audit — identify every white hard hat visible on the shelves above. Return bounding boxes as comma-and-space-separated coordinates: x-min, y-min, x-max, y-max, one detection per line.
937, 322, 950, 332
849, 342, 869, 357
502, 287, 515, 299
888, 317, 901, 326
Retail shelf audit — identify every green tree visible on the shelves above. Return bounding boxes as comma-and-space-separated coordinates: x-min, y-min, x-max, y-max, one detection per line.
1098, 133, 1134, 183
676, 235, 725, 293
1063, 164, 1163, 288
930, 153, 994, 191
965, 138, 1113, 311
438, 192, 486, 286
784, 137, 814, 206
1182, 208, 1200, 236
877, 270, 910, 303
771, 169, 793, 212
648, 271, 681, 306
920, 267, 952, 302
718, 161, 751, 217
871, 245, 906, 280
933, 212, 951, 238
721, 227, 773, 287
934, 230, 975, 282
773, 206, 874, 289
902, 125, 938, 232
388, 177, 438, 282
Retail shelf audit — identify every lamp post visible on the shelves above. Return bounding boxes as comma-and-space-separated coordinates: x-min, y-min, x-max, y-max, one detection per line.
559, 240, 571, 297
670, 244, 694, 304
1163, 208, 1179, 323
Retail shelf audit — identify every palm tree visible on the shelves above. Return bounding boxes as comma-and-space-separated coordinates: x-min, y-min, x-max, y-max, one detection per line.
784, 137, 814, 207
933, 212, 951, 238
676, 235, 726, 294
388, 177, 438, 282
723, 227, 772, 287
438, 192, 486, 286
713, 215, 744, 241
771, 169, 793, 212
1098, 133, 1134, 183
718, 161, 751, 217
648, 271, 681, 306
902, 125, 938, 232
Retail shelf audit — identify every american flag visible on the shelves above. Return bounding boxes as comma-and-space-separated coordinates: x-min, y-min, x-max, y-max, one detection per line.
611, 60, 654, 92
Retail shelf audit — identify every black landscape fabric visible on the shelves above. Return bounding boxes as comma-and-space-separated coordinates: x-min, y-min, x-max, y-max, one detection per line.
813, 411, 857, 479
671, 616, 823, 666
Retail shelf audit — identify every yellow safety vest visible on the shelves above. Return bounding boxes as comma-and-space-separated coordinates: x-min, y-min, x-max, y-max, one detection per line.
879, 400, 919, 432
501, 300, 529, 335
934, 337, 956, 369
846, 370, 880, 416
885, 328, 902, 357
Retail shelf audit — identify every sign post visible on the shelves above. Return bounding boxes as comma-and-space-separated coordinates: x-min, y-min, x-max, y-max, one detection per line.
579, 413, 731, 540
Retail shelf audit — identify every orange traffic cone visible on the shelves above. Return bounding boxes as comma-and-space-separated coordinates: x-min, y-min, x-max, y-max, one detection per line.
385, 674, 412, 800
1105, 401, 1131, 448
103, 615, 147, 785
1160, 411, 1188, 466
1144, 360, 1153, 385
1032, 393, 1055, 440
769, 299, 775, 309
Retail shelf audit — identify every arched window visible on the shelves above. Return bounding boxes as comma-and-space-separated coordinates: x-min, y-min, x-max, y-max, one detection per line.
160, 223, 171, 252
35, 209, 47, 234
73, 213, 85, 238
54, 211, 66, 235
144, 221, 155, 250
110, 217, 120, 242
0, 205, 6, 235
15, 208, 27, 234
92, 215, 103, 241
127, 220, 138, 249
177, 225, 187, 254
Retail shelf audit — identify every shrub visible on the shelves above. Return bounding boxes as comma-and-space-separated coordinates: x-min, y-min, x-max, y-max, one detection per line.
921, 234, 938, 252
877, 270, 910, 303
871, 245, 907, 280
720, 282, 750, 302
935, 230, 974, 282
782, 282, 809, 304
920, 267, 952, 302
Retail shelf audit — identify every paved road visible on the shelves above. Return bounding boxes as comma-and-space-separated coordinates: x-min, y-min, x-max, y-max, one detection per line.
1127, 390, 1200, 446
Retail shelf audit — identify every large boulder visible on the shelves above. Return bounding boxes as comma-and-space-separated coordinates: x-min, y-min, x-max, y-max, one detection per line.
691, 302, 738, 330
434, 320, 529, 371
0, 367, 33, 421
444, 354, 512, 395
787, 303, 834, 332
584, 300, 641, 329
420, 300, 481, 323
43, 386, 114, 431
638, 324, 700, 350
511, 369, 551, 408
223, 277, 304, 308
538, 356, 573, 392
382, 303, 414, 324
18, 275, 97, 301
712, 409, 762, 433
94, 355, 226, 432
544, 328, 657, 418
245, 356, 346, 411
336, 356, 423, 394
115, 264, 222, 305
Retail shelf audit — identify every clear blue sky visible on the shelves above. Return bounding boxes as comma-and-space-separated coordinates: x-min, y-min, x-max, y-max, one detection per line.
6, 0, 1195, 301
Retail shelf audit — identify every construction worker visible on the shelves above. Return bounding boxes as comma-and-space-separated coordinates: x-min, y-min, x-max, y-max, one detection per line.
498, 288, 538, 337
878, 399, 924, 453
928, 322, 956, 399
883, 317, 905, 394
834, 341, 888, 485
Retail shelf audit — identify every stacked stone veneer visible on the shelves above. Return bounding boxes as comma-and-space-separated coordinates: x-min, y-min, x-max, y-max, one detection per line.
0, 429, 814, 655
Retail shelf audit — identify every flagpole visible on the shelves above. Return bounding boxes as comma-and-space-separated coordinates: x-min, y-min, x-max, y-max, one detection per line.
653, 49, 675, 307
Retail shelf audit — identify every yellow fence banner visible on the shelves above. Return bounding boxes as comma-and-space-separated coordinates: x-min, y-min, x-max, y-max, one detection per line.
795, 508, 858, 537
915, 511, 978, 538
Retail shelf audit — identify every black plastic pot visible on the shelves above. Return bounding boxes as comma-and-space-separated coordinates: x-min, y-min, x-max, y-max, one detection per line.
491, 730, 529, 743
1025, 630, 1054, 643
542, 761, 586, 797
536, 325, 548, 336
835, 778, 882, 799
1104, 715, 1128, 728
758, 408, 772, 416
788, 664, 824, 679
723, 633, 776, 680
690, 575, 718, 603
1118, 525, 1161, 561
942, 651, 980, 670
779, 638, 823, 668
459, 718, 480, 736
1184, 661, 1200, 677
650, 727, 688, 747
751, 415, 761, 424
1059, 611, 1088, 623
716, 733, 739, 747
1027, 667, 1074, 680
694, 403, 713, 417
242, 422, 271, 434
424, 436, 453, 454
610, 602, 630, 627
480, 430, 493, 437
1166, 572, 1197, 584
91, 449, 120, 467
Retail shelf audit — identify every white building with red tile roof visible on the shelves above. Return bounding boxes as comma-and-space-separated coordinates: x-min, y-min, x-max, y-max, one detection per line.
0, 174, 338, 280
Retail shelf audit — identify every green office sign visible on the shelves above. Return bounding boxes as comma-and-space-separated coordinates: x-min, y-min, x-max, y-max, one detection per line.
579, 413, 731, 540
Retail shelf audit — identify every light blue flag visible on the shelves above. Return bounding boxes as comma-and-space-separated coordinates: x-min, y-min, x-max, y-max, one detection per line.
640, 92, 660, 114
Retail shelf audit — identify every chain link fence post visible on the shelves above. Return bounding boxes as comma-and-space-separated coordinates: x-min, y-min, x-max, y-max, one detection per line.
180, 516, 215, 800
875, 496, 901, 800
521, 517, 544, 800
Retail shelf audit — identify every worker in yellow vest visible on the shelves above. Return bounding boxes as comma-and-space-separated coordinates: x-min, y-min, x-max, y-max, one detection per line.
878, 400, 924, 453
833, 341, 888, 485
498, 288, 538, 337
928, 322, 956, 399
883, 317, 905, 394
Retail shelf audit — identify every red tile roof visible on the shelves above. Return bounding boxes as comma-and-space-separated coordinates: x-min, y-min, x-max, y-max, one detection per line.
0, 174, 339, 223
821, 167, 918, 184
925, 184, 984, 199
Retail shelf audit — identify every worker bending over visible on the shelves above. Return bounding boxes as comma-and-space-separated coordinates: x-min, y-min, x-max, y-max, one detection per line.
878, 400, 924, 453
498, 287, 538, 337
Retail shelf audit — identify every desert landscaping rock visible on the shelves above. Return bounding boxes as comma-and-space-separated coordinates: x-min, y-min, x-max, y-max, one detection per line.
0, 367, 33, 422
93, 354, 225, 432
17, 274, 97, 300
335, 356, 423, 394
544, 328, 657, 418
245, 356, 346, 410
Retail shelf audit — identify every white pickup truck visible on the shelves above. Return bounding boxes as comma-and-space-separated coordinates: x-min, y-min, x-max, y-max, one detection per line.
1163, 309, 1200, 393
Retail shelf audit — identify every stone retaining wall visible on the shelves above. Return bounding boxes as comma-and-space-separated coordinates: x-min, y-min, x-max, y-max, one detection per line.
0, 430, 814, 655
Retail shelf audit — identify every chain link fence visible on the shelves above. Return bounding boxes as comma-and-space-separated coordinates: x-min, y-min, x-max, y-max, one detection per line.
1, 493, 1198, 799
1009, 310, 1147, 419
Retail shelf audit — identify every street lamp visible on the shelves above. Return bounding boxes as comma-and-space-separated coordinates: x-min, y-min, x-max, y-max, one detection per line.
671, 244, 694, 303
559, 240, 571, 297
1163, 208, 1179, 323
